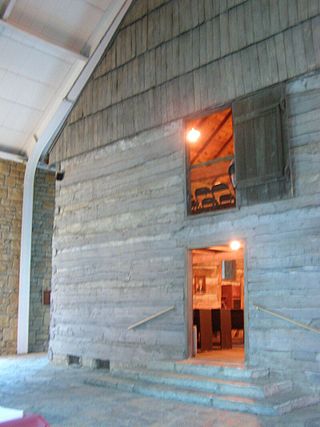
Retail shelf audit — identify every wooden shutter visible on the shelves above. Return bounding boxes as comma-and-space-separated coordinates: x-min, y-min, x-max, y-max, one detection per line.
233, 85, 291, 206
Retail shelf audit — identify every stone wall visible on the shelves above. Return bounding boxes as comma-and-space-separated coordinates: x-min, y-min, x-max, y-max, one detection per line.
50, 0, 320, 163
29, 169, 56, 352
0, 160, 55, 355
0, 159, 24, 355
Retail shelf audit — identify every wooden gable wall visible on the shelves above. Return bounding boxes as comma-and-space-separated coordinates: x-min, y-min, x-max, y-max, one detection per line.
50, 0, 320, 163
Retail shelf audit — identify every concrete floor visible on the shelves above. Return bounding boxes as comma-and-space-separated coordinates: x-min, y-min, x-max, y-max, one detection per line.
0, 354, 320, 427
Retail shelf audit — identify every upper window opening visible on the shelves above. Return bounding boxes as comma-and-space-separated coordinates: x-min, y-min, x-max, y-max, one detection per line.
186, 107, 236, 215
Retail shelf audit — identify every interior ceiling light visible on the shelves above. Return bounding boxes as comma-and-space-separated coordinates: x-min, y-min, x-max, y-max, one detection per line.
186, 128, 201, 143
230, 240, 241, 251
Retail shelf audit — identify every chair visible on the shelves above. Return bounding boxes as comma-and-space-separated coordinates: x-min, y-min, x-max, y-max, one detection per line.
194, 187, 211, 212
211, 183, 229, 193
193, 309, 201, 348
211, 309, 221, 348
201, 197, 215, 210
231, 309, 244, 344
219, 194, 236, 207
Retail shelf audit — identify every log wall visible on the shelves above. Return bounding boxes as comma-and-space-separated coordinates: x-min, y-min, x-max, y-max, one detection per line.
49, 0, 320, 388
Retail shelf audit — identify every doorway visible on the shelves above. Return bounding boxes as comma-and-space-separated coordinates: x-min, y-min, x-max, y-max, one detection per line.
190, 242, 245, 364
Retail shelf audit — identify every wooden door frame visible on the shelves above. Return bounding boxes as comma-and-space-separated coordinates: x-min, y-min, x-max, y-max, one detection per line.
185, 241, 249, 363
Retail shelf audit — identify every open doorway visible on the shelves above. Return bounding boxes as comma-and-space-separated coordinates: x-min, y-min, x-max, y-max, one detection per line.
191, 242, 245, 364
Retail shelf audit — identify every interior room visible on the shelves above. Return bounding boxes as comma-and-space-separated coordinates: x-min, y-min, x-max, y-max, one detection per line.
192, 242, 245, 364
186, 107, 236, 215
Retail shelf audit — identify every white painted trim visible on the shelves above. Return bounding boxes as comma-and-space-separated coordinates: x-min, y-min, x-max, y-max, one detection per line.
0, 150, 26, 163
17, 0, 133, 354
17, 99, 72, 354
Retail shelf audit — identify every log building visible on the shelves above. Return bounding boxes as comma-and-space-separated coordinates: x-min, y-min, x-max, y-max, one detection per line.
47, 0, 320, 393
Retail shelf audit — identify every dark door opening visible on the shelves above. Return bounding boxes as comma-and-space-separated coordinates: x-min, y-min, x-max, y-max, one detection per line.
191, 243, 245, 364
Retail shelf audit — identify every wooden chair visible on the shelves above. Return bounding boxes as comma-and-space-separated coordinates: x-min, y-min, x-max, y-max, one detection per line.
231, 309, 244, 344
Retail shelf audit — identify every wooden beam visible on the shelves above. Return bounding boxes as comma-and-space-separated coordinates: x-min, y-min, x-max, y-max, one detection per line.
190, 110, 232, 165
190, 155, 234, 170
214, 133, 234, 159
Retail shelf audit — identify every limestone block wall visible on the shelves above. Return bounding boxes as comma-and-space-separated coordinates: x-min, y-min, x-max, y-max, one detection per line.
0, 159, 24, 355
0, 160, 55, 355
29, 169, 56, 352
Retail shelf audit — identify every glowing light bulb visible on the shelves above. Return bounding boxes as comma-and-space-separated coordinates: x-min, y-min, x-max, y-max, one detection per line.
230, 240, 241, 251
186, 128, 201, 143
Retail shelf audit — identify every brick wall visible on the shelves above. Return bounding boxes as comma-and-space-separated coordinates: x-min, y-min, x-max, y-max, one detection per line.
0, 159, 24, 355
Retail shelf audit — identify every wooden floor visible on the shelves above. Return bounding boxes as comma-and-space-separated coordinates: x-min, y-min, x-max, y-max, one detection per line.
181, 347, 245, 366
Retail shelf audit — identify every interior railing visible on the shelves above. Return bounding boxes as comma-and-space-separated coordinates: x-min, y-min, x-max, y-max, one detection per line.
128, 306, 175, 330
254, 304, 320, 335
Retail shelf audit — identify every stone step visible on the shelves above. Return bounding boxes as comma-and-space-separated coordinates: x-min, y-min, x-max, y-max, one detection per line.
146, 360, 270, 380
110, 367, 292, 399
85, 373, 320, 416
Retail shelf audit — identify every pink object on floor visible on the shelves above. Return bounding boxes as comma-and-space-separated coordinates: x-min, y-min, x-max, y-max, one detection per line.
0, 414, 50, 427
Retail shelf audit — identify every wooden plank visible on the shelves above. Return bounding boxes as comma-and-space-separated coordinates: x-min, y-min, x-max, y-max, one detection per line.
251, 0, 264, 41
287, 0, 298, 26
308, 0, 320, 16
283, 29, 296, 79
232, 52, 245, 98
297, 0, 309, 21
236, 2, 246, 50
191, 27, 200, 69
269, 0, 280, 34
199, 22, 208, 66
302, 21, 316, 70
179, 73, 195, 117
219, 10, 230, 56
274, 33, 288, 82
172, 0, 180, 37
212, 16, 221, 60
243, 0, 254, 45
278, 0, 289, 30
292, 24, 308, 76
179, 0, 193, 33
228, 6, 239, 52
311, 16, 320, 68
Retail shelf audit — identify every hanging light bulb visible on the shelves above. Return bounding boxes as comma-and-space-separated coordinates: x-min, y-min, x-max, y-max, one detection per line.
230, 240, 241, 251
186, 128, 201, 143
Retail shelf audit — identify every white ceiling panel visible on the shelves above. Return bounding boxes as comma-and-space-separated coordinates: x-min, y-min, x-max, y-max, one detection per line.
0, 127, 26, 151
9, 0, 106, 52
0, 34, 73, 80
1, 98, 41, 133
0, 0, 128, 159
0, 71, 55, 110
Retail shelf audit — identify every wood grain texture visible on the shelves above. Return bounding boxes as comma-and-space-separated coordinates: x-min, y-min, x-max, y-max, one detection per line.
50, 74, 320, 382
50, 0, 320, 163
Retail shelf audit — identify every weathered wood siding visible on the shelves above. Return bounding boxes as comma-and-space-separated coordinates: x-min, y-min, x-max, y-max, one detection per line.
50, 0, 320, 163
51, 73, 320, 385
50, 0, 320, 387
51, 123, 187, 363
